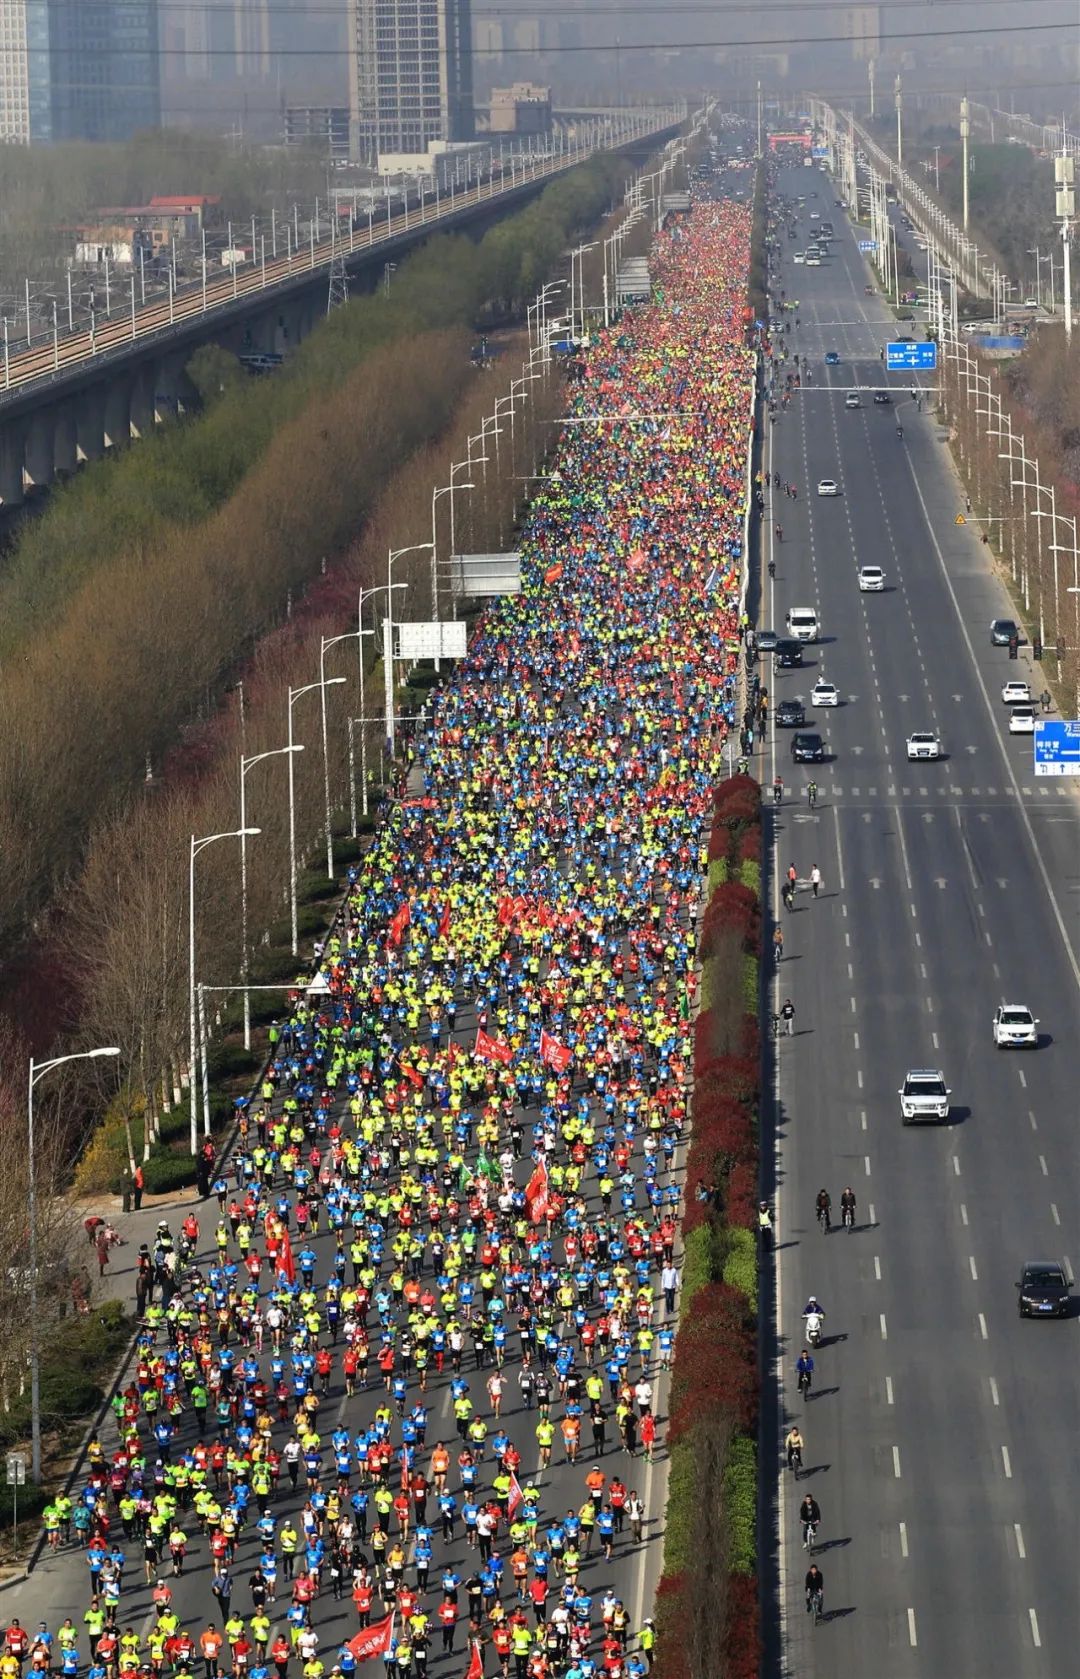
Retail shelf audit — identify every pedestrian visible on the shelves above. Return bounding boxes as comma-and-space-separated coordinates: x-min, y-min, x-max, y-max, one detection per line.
810, 865, 821, 899
781, 998, 796, 1036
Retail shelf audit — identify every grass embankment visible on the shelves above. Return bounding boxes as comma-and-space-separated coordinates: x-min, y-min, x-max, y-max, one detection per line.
654, 773, 762, 1679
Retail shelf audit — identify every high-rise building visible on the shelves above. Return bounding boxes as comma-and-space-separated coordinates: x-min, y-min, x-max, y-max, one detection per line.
349, 0, 474, 163
0, 0, 159, 142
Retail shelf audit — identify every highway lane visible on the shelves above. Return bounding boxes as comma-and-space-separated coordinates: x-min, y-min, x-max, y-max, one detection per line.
765, 162, 1080, 1677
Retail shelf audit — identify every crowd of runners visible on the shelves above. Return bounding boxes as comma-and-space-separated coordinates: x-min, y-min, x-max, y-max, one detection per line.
27, 194, 754, 1679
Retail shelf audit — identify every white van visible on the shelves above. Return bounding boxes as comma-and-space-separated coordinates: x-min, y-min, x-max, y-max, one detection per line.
786, 606, 819, 642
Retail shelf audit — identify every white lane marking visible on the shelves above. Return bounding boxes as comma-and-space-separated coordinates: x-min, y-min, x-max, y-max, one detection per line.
885, 1375, 894, 1405
864, 1155, 872, 1176
1002, 1446, 1012, 1479
850, 996, 857, 1013
1038, 1155, 1048, 1176
893, 1445, 902, 1478
907, 1607, 918, 1648
1051, 1203, 1061, 1226
909, 469, 1080, 992
952, 1155, 961, 1175
978, 1312, 988, 1340
831, 801, 847, 891
1029, 1110, 1038, 1131
1017, 1068, 1027, 1089
989, 1377, 1000, 1407
1029, 1609, 1042, 1649
857, 1068, 864, 1089
874, 1255, 882, 1280
960, 1202, 968, 1225
1014, 1523, 1026, 1559
894, 803, 914, 891
880, 1312, 888, 1341
868, 1203, 876, 1224
969, 1255, 978, 1281
899, 1521, 908, 1557
861, 1110, 868, 1131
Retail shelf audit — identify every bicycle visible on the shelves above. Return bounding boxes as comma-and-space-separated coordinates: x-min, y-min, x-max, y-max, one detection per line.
807, 782, 818, 811
807, 1587, 824, 1624
788, 1444, 803, 1478
816, 1204, 831, 1234
797, 1368, 812, 1401
802, 1519, 819, 1553
841, 1203, 855, 1231
771, 1014, 782, 1041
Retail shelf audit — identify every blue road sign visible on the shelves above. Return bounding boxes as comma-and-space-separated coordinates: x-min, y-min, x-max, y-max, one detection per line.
886, 340, 938, 371
1034, 718, 1080, 777
857, 239, 877, 252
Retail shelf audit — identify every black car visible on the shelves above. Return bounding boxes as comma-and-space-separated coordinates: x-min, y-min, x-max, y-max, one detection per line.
1017, 1261, 1070, 1318
991, 618, 1019, 647
791, 731, 825, 763
774, 639, 804, 668
776, 700, 806, 728
873, 390, 891, 405
755, 628, 780, 654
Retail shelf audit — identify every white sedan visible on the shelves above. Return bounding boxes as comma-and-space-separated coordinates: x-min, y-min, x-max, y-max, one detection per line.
1001, 680, 1031, 705
858, 565, 885, 591
811, 680, 839, 707
992, 1004, 1039, 1048
817, 479, 840, 497
906, 731, 942, 761
1009, 706, 1036, 734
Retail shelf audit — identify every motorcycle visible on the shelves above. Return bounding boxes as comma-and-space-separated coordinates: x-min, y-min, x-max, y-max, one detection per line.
804, 1311, 824, 1347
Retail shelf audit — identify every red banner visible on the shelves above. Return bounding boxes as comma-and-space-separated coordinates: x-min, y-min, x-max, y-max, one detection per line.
277, 1229, 296, 1284
544, 562, 564, 585
539, 1029, 572, 1073
475, 1028, 513, 1066
525, 1159, 549, 1225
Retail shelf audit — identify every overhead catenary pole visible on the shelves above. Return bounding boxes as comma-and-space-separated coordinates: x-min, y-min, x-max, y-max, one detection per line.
961, 97, 970, 232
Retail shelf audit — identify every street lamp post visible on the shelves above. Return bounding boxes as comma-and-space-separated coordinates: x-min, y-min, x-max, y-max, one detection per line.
385, 544, 433, 754
357, 583, 407, 818
431, 468, 475, 657
287, 679, 344, 954
320, 633, 362, 878
239, 746, 303, 1049
190, 829, 259, 1153
28, 1046, 120, 1482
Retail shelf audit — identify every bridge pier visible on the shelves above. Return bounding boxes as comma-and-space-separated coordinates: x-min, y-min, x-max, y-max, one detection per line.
24, 409, 55, 490
0, 417, 26, 506
75, 385, 107, 463
54, 408, 78, 477
130, 364, 155, 439
104, 378, 132, 450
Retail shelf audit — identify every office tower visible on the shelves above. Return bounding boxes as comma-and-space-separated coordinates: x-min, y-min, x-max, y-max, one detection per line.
0, 0, 160, 142
349, 0, 474, 162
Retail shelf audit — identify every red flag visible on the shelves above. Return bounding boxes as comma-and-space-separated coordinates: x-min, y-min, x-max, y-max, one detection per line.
475, 1028, 512, 1067
544, 562, 564, 586
348, 1613, 395, 1663
277, 1229, 296, 1285
497, 895, 516, 927
525, 1158, 549, 1225
438, 900, 451, 939
388, 902, 410, 948
465, 1642, 483, 1679
539, 1029, 572, 1073
400, 1060, 424, 1090
627, 548, 646, 571
507, 1471, 524, 1517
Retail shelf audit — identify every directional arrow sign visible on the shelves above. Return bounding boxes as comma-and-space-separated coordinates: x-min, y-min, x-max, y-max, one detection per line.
934, 878, 947, 888
869, 878, 882, 889
965, 745, 978, 753
851, 745, 864, 755
897, 693, 910, 702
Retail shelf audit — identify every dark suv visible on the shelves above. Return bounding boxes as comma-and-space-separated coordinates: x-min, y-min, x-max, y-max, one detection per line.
774, 639, 804, 668
1017, 1262, 1070, 1318
791, 732, 825, 763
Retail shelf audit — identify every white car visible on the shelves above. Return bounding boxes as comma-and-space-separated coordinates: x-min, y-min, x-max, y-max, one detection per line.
906, 731, 942, 761
992, 1004, 1039, 1049
806, 254, 821, 266
1001, 680, 1031, 705
811, 680, 839, 707
899, 1068, 951, 1124
793, 251, 805, 265
817, 478, 840, 497
858, 565, 885, 590
1009, 706, 1036, 734
845, 392, 861, 409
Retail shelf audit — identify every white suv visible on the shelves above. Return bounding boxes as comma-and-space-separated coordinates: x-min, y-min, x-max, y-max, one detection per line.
992, 1004, 1038, 1048
899, 1069, 951, 1124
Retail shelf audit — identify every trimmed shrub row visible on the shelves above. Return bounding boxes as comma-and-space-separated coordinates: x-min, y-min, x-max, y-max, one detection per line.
654, 772, 763, 1679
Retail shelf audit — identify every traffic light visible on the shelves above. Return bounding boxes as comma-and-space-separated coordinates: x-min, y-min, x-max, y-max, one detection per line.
1033, 636, 1043, 661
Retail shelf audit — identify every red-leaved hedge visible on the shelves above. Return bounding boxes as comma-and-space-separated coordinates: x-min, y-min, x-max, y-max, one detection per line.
668, 1281, 758, 1441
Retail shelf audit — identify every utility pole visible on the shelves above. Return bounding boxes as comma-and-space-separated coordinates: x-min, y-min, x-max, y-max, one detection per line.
1055, 150, 1075, 340
961, 96, 970, 231
894, 74, 903, 165
933, 145, 941, 193
868, 58, 875, 119
756, 80, 763, 158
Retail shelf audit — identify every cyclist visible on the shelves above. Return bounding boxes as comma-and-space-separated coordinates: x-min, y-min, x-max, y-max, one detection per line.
805, 1565, 824, 1619
796, 1347, 814, 1398
799, 1493, 821, 1551
774, 522, 783, 542
815, 1188, 831, 1232
757, 1202, 773, 1243
840, 1187, 857, 1230
768, 557, 776, 579
772, 775, 784, 806
772, 925, 784, 964
806, 780, 818, 810
785, 1426, 804, 1475
896, 424, 904, 438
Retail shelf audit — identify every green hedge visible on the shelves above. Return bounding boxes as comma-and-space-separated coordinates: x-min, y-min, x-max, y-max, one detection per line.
738, 858, 760, 897
661, 1437, 698, 1576
707, 856, 728, 894
723, 1434, 758, 1573
720, 1224, 758, 1318
140, 1150, 198, 1195
0, 1300, 131, 1453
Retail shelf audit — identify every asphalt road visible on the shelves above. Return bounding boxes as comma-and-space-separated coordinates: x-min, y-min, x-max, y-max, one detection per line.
763, 163, 1080, 1678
